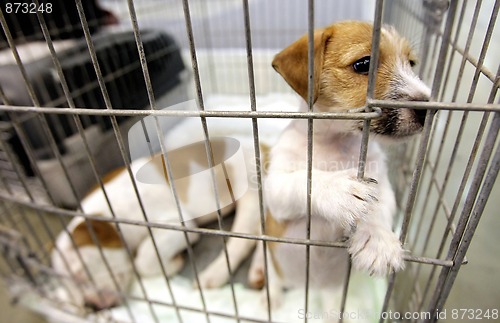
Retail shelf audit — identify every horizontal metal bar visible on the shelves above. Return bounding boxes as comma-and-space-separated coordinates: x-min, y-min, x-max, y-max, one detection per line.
404, 254, 453, 267
368, 99, 500, 112
0, 105, 383, 119
0, 193, 454, 268
2, 100, 498, 119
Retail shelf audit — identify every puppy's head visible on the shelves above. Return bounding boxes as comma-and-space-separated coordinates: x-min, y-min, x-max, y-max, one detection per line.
272, 21, 430, 138
51, 218, 131, 311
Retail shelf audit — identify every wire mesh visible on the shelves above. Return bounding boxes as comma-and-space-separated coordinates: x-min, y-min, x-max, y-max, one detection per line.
0, 1, 498, 323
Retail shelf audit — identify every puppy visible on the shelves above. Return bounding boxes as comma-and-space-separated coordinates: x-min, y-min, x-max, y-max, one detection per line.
51, 121, 262, 311
252, 21, 430, 308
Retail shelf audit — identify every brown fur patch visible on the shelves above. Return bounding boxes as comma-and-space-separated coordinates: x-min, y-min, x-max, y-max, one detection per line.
248, 268, 266, 289
86, 166, 126, 198
265, 211, 287, 278
259, 143, 271, 174
272, 21, 416, 110
146, 153, 190, 204
272, 30, 327, 103
259, 144, 284, 279
72, 219, 123, 249
146, 139, 233, 205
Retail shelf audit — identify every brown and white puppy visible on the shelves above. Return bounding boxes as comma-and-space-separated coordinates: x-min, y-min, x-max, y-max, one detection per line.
52, 122, 262, 311
250, 21, 430, 308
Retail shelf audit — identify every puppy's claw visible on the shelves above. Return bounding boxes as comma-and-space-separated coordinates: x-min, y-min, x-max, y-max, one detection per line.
352, 194, 365, 201
334, 170, 381, 227
364, 177, 378, 184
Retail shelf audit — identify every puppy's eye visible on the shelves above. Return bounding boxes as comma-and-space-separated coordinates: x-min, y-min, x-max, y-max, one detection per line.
352, 56, 371, 74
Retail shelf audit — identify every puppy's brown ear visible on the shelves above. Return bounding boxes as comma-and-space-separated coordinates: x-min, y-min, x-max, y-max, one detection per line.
72, 219, 123, 249
272, 28, 332, 103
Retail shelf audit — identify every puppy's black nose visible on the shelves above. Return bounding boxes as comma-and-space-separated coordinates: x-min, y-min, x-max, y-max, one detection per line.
410, 94, 429, 126
413, 109, 427, 126
85, 300, 118, 312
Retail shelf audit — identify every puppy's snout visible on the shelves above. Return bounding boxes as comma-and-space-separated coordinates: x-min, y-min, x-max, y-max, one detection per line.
85, 300, 111, 312
84, 292, 119, 311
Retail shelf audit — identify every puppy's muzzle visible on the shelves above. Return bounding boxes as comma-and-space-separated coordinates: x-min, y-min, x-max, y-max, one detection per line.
84, 292, 120, 311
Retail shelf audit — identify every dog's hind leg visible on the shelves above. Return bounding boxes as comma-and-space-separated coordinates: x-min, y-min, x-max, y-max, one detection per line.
248, 240, 265, 289
198, 190, 261, 288
134, 220, 200, 277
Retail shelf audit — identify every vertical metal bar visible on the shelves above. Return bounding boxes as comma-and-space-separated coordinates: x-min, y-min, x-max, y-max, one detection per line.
357, 0, 384, 179
426, 111, 500, 321
343, 1, 384, 321
419, 69, 499, 313
74, 1, 167, 321
449, 0, 484, 103
423, 1, 500, 252
304, 1, 314, 321
124, 2, 185, 321
401, 0, 458, 250
0, 203, 47, 298
0, 4, 84, 216
181, 0, 225, 321
199, 0, 218, 94
0, 7, 39, 108
410, 113, 443, 248
435, 123, 500, 311
438, 0, 469, 102
413, 0, 471, 241
424, 37, 440, 81
183, 5, 240, 322
33, 4, 143, 320
0, 138, 88, 307
379, 2, 458, 320
338, 260, 352, 323
34, 0, 143, 320
242, 0, 272, 321
0, 120, 106, 310
426, 2, 500, 315
418, 1, 500, 310
1, 82, 115, 314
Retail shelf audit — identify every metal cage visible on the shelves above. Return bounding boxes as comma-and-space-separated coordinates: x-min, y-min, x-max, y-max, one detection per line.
0, 0, 499, 322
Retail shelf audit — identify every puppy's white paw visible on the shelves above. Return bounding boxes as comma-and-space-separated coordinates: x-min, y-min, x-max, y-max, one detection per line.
326, 172, 379, 227
197, 260, 230, 289
348, 229, 405, 276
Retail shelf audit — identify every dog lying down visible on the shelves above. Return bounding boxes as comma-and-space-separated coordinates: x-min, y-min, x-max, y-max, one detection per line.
50, 94, 298, 311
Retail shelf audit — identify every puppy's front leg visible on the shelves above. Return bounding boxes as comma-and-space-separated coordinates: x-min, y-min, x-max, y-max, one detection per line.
348, 181, 405, 276
266, 168, 378, 227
